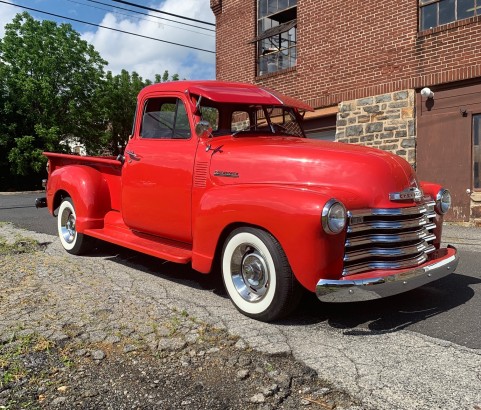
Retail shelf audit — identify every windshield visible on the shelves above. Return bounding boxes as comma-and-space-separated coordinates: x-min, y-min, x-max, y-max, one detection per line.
199, 101, 305, 138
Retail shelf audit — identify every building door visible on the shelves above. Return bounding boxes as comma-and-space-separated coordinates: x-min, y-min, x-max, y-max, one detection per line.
473, 115, 481, 191
416, 84, 480, 222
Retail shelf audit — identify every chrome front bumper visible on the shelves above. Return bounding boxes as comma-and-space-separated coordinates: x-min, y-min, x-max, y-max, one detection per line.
316, 245, 458, 303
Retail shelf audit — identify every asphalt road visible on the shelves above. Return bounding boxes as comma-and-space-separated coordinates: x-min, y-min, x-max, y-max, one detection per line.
1, 191, 481, 409
0, 191, 56, 236
1, 191, 480, 350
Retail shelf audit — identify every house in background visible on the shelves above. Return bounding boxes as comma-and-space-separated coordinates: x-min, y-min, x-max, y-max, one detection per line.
210, 0, 481, 224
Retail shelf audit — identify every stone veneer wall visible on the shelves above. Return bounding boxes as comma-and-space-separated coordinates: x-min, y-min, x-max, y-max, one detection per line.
335, 90, 416, 166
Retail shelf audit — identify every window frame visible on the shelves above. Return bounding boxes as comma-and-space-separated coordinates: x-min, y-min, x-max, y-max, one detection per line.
139, 97, 191, 140
256, 0, 297, 76
419, 0, 481, 31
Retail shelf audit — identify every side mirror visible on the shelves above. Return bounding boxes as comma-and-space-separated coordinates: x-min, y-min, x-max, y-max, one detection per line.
195, 120, 212, 138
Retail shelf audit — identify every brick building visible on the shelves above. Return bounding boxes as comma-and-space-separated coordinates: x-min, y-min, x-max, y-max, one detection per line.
210, 0, 481, 224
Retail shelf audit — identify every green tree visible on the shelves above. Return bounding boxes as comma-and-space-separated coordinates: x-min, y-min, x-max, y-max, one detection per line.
0, 12, 183, 188
99, 69, 181, 154
99, 70, 146, 154
0, 12, 106, 176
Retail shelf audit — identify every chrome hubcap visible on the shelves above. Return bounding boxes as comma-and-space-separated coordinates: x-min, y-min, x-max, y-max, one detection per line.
230, 244, 269, 302
60, 208, 76, 244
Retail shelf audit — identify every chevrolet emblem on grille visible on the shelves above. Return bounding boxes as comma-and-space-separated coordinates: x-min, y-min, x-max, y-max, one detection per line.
389, 187, 423, 202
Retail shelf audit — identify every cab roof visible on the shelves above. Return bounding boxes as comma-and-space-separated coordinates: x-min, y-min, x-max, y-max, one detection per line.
139, 80, 314, 112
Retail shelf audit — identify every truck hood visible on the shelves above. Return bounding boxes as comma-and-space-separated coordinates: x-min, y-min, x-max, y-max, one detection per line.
208, 136, 419, 209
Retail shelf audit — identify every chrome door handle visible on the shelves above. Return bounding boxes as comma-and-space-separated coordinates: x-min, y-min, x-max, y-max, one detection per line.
126, 150, 139, 160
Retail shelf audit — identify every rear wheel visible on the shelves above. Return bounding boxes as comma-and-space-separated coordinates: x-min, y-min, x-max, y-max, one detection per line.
221, 227, 302, 322
57, 197, 93, 255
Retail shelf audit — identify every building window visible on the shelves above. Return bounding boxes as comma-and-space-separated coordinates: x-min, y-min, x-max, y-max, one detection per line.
419, 0, 481, 30
256, 0, 297, 76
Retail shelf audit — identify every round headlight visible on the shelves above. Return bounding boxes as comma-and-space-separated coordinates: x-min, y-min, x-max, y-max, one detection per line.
322, 199, 347, 235
435, 188, 451, 215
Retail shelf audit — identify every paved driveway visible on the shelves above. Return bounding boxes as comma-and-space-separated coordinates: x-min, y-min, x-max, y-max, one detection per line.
1, 192, 481, 409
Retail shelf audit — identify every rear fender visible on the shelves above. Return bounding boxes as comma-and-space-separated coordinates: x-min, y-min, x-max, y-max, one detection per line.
47, 165, 111, 232
192, 185, 346, 291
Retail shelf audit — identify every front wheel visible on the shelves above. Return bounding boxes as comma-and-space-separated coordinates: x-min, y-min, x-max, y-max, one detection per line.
57, 197, 93, 255
221, 227, 302, 322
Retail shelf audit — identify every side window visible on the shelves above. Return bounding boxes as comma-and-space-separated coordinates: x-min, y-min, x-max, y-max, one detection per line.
200, 106, 219, 131
174, 100, 191, 139
140, 97, 191, 139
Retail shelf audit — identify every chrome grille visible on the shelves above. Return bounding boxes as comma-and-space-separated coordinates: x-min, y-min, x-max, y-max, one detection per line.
343, 202, 437, 276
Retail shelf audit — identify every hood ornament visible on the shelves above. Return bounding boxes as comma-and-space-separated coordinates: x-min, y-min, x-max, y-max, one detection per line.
389, 187, 423, 202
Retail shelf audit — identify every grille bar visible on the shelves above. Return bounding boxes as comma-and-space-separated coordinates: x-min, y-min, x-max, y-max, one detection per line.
344, 241, 436, 262
345, 229, 436, 247
343, 202, 438, 277
349, 202, 436, 218
343, 253, 429, 276
347, 216, 435, 233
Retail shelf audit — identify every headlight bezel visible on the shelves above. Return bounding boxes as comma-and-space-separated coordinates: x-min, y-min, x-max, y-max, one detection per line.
435, 188, 451, 215
322, 199, 347, 235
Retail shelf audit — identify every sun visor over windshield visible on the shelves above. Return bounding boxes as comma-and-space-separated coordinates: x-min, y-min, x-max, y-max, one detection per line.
187, 82, 313, 112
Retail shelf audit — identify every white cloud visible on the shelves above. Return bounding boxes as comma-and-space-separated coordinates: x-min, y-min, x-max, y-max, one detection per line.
0, 0, 18, 38
82, 0, 216, 81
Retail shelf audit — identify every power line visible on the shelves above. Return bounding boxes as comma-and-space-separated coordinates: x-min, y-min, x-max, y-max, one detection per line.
0, 1, 215, 54
85, 0, 215, 33
109, 0, 215, 26
68, 0, 215, 37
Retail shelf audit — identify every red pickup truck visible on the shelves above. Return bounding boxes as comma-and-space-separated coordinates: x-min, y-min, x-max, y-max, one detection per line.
37, 80, 458, 321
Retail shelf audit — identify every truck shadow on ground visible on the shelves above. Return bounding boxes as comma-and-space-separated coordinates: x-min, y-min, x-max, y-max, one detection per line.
287, 272, 480, 335
87, 241, 227, 293
87, 241, 479, 339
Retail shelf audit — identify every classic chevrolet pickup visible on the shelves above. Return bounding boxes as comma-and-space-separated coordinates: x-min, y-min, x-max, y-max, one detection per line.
37, 80, 458, 321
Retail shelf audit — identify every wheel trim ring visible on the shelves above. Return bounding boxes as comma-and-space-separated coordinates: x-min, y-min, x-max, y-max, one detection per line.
230, 243, 270, 303
60, 208, 76, 244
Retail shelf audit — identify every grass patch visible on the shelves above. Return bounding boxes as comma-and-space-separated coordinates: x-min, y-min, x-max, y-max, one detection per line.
0, 237, 43, 256
0, 332, 68, 409
0, 333, 54, 389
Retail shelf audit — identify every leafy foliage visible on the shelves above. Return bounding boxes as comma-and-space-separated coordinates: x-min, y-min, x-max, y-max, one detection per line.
98, 69, 179, 155
0, 12, 107, 175
0, 12, 180, 188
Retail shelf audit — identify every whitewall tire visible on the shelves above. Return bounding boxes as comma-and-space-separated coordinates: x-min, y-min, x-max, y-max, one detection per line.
57, 197, 93, 255
221, 227, 301, 322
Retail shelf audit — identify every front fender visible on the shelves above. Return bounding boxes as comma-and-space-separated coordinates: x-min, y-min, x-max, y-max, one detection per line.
192, 184, 346, 292
420, 181, 445, 248
47, 165, 111, 232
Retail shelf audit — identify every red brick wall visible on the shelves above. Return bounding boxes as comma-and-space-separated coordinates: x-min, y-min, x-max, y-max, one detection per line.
211, 0, 256, 83
212, 0, 481, 108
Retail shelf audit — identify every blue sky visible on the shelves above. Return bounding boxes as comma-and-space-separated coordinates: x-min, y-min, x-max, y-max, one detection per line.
0, 0, 216, 80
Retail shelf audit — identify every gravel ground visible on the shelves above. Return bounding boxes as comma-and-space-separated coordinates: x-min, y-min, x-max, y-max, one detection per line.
0, 223, 362, 410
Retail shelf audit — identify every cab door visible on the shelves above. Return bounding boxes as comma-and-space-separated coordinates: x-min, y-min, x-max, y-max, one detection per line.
121, 93, 198, 243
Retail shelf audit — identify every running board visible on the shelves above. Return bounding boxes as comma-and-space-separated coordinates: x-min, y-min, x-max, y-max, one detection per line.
84, 212, 192, 263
